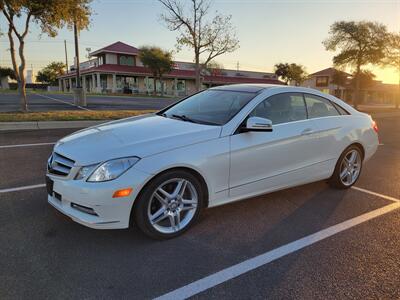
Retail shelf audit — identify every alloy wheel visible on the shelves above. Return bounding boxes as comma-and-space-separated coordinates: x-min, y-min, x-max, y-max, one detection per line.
339, 149, 361, 186
147, 178, 198, 234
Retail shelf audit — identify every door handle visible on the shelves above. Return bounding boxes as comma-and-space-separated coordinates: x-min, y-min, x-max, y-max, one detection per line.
301, 128, 314, 135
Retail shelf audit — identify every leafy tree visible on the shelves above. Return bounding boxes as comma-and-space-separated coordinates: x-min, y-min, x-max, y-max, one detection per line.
139, 46, 174, 95
0, 0, 92, 112
36, 61, 66, 85
274, 63, 307, 85
330, 69, 348, 87
158, 0, 239, 91
351, 70, 376, 89
0, 66, 16, 80
350, 70, 376, 104
381, 32, 400, 108
330, 69, 349, 97
323, 21, 388, 108
202, 61, 223, 87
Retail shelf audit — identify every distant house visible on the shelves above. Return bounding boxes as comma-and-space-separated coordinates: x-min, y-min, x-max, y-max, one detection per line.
302, 67, 398, 105
58, 41, 283, 96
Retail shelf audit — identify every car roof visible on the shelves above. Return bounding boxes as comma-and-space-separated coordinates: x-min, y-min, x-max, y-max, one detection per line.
210, 83, 284, 93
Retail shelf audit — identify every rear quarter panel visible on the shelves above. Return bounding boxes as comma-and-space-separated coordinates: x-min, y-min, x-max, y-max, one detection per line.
313, 114, 378, 178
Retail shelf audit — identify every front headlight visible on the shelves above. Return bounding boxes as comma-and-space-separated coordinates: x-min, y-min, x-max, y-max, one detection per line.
75, 164, 98, 180
86, 157, 140, 182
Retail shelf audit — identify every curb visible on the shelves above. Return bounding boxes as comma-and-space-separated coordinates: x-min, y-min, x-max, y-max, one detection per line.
0, 120, 107, 131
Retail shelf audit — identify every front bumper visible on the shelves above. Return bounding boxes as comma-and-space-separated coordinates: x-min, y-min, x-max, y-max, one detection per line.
47, 167, 151, 229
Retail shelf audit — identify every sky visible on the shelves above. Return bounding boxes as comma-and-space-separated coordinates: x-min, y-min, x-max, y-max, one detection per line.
0, 0, 399, 83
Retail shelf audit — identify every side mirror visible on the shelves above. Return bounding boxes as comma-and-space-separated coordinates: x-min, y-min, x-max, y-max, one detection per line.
241, 116, 273, 132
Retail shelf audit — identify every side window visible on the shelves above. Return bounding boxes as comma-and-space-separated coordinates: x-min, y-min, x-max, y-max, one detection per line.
250, 93, 307, 125
304, 94, 340, 118
332, 102, 350, 115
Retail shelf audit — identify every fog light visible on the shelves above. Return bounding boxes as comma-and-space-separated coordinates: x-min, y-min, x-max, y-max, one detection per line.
71, 202, 98, 216
112, 188, 133, 198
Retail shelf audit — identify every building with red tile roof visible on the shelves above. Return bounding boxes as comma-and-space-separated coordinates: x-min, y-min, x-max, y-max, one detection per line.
58, 41, 284, 96
302, 67, 398, 105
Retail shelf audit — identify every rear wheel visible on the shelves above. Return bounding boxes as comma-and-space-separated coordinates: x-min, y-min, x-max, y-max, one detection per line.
134, 170, 205, 240
329, 145, 363, 189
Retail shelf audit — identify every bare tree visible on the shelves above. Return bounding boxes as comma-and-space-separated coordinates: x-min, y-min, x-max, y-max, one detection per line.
158, 0, 239, 91
0, 0, 92, 112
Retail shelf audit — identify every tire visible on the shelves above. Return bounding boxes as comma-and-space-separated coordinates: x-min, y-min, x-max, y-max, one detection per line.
329, 145, 363, 189
134, 170, 205, 240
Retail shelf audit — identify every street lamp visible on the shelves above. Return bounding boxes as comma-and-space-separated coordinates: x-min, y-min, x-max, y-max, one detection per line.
86, 47, 91, 59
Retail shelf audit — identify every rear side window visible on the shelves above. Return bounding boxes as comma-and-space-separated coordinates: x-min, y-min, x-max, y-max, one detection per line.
250, 93, 307, 125
332, 102, 350, 115
304, 94, 340, 118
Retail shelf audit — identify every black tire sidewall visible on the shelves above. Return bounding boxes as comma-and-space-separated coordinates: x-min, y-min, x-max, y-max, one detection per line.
134, 170, 205, 240
330, 145, 363, 189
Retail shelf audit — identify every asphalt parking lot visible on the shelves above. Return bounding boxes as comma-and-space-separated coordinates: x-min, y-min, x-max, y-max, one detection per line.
1, 113, 399, 299
0, 92, 178, 112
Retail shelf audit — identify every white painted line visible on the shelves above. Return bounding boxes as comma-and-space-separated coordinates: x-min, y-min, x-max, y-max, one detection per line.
36, 93, 91, 111
0, 142, 55, 149
156, 195, 400, 300
351, 186, 399, 203
0, 184, 46, 194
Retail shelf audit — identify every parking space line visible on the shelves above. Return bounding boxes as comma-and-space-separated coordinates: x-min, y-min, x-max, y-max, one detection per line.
155, 191, 400, 300
0, 142, 55, 149
0, 184, 46, 194
351, 186, 399, 203
36, 93, 92, 111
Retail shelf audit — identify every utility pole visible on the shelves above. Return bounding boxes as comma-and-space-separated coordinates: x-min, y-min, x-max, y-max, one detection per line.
236, 61, 240, 72
74, 22, 80, 89
73, 20, 86, 106
64, 40, 68, 74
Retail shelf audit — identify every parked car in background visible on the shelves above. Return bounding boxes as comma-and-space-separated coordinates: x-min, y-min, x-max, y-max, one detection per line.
46, 84, 379, 239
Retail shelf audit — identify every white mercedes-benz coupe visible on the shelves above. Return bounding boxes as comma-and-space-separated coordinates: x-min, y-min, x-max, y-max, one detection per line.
47, 84, 379, 239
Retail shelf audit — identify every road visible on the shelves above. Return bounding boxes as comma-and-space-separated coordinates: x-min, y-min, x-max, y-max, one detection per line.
0, 92, 178, 112
0, 113, 399, 299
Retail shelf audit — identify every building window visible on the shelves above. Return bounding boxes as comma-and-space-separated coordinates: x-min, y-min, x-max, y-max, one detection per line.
316, 76, 329, 87
176, 80, 185, 91
119, 55, 135, 66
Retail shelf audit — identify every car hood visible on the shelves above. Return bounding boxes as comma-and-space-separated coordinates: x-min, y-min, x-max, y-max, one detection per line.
54, 114, 221, 166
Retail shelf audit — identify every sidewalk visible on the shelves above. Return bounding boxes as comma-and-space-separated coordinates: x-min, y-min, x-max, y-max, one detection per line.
0, 120, 106, 131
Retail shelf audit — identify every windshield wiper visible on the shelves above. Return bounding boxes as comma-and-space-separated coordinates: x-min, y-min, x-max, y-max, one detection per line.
171, 114, 198, 123
169, 114, 220, 126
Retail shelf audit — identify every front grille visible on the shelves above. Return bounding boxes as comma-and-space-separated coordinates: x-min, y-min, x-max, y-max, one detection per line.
48, 152, 75, 177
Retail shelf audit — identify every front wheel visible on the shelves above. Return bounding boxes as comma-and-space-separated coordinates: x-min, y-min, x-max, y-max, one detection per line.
329, 145, 363, 189
134, 170, 205, 240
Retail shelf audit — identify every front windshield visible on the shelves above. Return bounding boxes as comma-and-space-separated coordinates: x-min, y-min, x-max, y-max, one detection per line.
160, 89, 257, 125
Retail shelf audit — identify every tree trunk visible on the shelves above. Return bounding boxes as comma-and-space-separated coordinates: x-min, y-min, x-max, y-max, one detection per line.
194, 51, 201, 91
7, 26, 19, 81
153, 76, 157, 95
353, 65, 361, 109
18, 79, 27, 112
18, 39, 28, 112
160, 78, 164, 96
